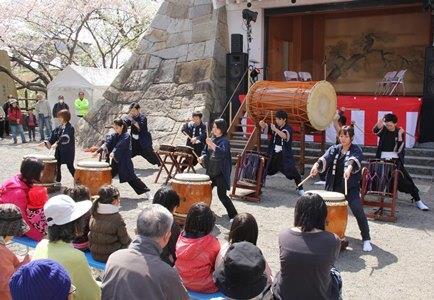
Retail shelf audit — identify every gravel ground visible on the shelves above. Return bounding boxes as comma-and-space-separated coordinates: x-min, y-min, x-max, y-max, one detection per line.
2, 136, 434, 299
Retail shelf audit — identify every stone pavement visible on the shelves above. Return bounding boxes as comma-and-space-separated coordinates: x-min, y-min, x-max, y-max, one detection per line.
1, 137, 434, 299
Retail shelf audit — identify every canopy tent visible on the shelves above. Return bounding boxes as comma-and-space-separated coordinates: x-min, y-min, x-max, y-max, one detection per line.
47, 65, 120, 125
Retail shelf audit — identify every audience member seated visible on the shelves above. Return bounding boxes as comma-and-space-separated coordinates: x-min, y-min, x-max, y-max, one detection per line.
152, 186, 181, 266
26, 185, 49, 237
9, 259, 74, 300
88, 185, 131, 262
175, 203, 220, 293
0, 204, 30, 300
215, 212, 273, 283
0, 157, 45, 241
214, 241, 272, 300
32, 194, 100, 300
102, 204, 189, 300
272, 193, 342, 300
63, 185, 92, 250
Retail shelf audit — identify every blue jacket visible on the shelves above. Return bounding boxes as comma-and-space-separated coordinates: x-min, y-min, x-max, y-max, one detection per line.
48, 122, 75, 165
202, 136, 232, 190
267, 123, 296, 171
318, 143, 363, 191
105, 132, 136, 183
125, 113, 152, 149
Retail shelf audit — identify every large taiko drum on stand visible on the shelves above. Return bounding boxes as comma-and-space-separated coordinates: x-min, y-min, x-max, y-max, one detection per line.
245, 80, 337, 131
170, 173, 212, 225
23, 154, 58, 192
306, 190, 348, 239
74, 161, 112, 196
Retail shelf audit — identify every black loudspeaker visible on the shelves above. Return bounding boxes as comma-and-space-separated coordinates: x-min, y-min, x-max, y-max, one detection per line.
423, 46, 434, 98
226, 52, 248, 101
420, 46, 434, 142
231, 34, 243, 53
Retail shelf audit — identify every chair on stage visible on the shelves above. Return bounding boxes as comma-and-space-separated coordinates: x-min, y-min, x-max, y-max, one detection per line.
375, 71, 396, 95
283, 70, 299, 81
298, 71, 312, 81
388, 69, 407, 96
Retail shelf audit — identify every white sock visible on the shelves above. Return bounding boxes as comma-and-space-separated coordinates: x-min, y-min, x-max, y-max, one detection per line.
363, 240, 372, 252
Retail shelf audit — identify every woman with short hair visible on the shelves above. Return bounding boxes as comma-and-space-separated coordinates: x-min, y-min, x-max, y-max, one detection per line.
272, 193, 342, 300
199, 118, 238, 220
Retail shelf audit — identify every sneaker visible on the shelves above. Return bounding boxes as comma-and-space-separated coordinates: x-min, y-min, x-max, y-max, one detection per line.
416, 200, 429, 211
229, 218, 234, 224
314, 180, 326, 185
143, 191, 152, 200
22, 141, 27, 144
297, 189, 305, 196
362, 240, 373, 252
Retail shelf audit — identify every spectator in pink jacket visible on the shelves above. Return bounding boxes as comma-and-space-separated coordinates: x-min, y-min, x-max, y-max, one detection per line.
0, 157, 45, 241
175, 203, 220, 293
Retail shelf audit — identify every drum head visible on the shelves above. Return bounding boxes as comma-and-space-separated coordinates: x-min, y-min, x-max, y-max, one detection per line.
77, 161, 110, 168
307, 81, 337, 131
174, 173, 210, 182
306, 190, 345, 201
24, 154, 56, 162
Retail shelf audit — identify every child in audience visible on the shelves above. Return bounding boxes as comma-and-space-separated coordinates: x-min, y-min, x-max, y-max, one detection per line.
175, 203, 220, 293
152, 186, 181, 266
0, 203, 30, 300
215, 212, 273, 283
88, 185, 131, 262
26, 185, 49, 236
25, 109, 37, 142
9, 259, 74, 300
64, 185, 91, 251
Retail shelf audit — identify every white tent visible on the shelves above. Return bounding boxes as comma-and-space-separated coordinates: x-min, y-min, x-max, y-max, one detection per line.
47, 65, 120, 125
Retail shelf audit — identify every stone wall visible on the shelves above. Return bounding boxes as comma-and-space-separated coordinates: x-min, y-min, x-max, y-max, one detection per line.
77, 0, 228, 147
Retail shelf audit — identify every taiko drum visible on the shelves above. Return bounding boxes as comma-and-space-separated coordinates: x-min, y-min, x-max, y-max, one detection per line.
74, 161, 112, 196
245, 80, 337, 131
171, 173, 212, 224
306, 190, 348, 238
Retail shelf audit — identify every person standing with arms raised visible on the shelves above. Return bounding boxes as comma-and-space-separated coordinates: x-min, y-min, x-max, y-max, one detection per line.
74, 91, 89, 118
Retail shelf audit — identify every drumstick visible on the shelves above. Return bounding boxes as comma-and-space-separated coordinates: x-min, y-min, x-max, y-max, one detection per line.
297, 174, 312, 187
344, 177, 348, 196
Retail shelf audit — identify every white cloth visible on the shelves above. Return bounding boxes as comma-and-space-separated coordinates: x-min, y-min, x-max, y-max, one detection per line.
97, 203, 120, 214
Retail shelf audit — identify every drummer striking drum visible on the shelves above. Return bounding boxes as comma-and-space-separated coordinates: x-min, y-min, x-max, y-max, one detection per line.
180, 111, 206, 171
373, 113, 429, 211
259, 111, 305, 196
310, 125, 372, 252
124, 103, 160, 166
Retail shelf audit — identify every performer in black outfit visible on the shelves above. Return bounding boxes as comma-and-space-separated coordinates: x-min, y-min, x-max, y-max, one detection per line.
124, 103, 160, 166
373, 113, 429, 211
199, 119, 238, 220
259, 110, 304, 196
95, 118, 151, 197
180, 111, 206, 171
311, 125, 372, 252
42, 109, 75, 182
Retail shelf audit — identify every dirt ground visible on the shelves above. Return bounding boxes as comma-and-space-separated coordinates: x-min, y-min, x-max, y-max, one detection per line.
2, 139, 434, 299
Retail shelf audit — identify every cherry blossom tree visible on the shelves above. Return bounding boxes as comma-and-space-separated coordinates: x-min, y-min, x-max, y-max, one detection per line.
0, 0, 158, 93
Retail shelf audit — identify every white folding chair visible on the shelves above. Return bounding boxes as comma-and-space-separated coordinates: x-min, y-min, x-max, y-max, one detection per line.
375, 71, 396, 95
298, 72, 312, 81
284, 71, 299, 81
388, 69, 407, 96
